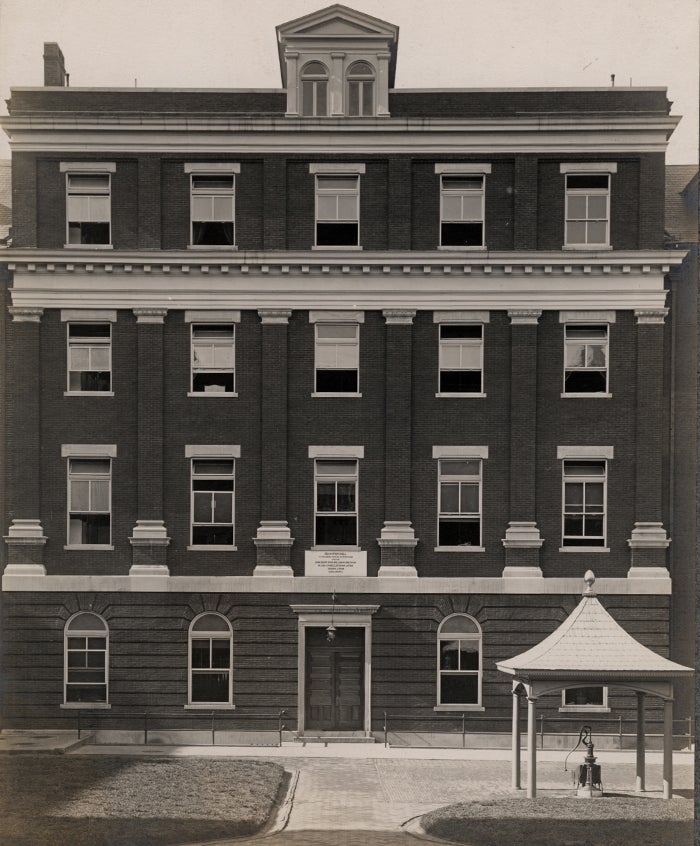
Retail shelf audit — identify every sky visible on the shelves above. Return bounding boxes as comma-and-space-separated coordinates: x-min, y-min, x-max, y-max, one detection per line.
0, 0, 697, 163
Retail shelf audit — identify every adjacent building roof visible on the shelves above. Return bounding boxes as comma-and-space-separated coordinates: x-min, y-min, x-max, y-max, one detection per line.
497, 572, 693, 678
665, 164, 698, 244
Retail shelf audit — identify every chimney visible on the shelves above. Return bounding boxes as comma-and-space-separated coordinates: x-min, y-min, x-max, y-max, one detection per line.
43, 43, 67, 86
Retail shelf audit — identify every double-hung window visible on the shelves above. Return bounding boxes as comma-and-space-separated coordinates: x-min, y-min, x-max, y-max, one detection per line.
314, 459, 358, 546
347, 61, 375, 116
437, 614, 482, 707
301, 61, 329, 116
562, 460, 607, 547
437, 458, 482, 547
436, 165, 490, 248
65, 448, 114, 547
188, 613, 233, 706
185, 164, 239, 247
191, 324, 235, 393
190, 458, 235, 547
564, 324, 608, 394
61, 163, 115, 246
311, 163, 365, 247
438, 324, 483, 394
315, 323, 359, 393
67, 323, 111, 392
64, 612, 109, 705
561, 163, 616, 248
561, 686, 609, 712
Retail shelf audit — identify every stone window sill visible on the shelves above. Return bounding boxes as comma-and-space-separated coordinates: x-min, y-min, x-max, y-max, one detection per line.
61, 702, 111, 709
559, 547, 610, 553
311, 392, 362, 398
435, 392, 486, 398
187, 392, 238, 398
561, 392, 612, 399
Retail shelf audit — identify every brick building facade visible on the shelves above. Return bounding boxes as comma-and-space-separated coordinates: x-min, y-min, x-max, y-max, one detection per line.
1, 5, 695, 743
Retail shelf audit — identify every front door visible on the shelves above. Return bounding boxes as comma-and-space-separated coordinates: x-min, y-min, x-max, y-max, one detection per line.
305, 626, 364, 730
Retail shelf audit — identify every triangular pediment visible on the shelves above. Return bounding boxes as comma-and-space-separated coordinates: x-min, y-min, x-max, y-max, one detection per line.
277, 5, 398, 41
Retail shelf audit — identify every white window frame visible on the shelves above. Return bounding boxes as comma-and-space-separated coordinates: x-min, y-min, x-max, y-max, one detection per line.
188, 172, 236, 248
436, 614, 483, 710
314, 172, 361, 248
563, 323, 610, 396
346, 61, 376, 117
435, 453, 485, 552
313, 457, 359, 548
560, 685, 610, 713
561, 163, 617, 249
63, 446, 115, 550
188, 452, 236, 550
437, 323, 484, 397
65, 322, 113, 395
313, 322, 361, 396
561, 458, 608, 551
300, 61, 329, 117
61, 163, 115, 249
187, 613, 234, 708
189, 323, 236, 396
62, 612, 110, 708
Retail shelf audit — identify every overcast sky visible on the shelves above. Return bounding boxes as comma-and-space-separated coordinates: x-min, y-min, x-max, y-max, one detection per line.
0, 0, 697, 163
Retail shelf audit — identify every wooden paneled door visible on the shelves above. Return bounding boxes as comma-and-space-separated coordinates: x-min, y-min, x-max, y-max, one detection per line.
305, 627, 364, 730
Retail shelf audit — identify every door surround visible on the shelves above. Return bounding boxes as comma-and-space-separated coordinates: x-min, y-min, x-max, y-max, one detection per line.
290, 603, 379, 735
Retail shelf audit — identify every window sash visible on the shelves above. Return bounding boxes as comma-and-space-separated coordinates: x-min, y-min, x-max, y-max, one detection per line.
64, 622, 108, 703
562, 461, 607, 545
66, 174, 111, 244
189, 628, 232, 705
314, 460, 358, 545
437, 620, 482, 706
190, 460, 235, 544
314, 324, 360, 391
565, 175, 610, 245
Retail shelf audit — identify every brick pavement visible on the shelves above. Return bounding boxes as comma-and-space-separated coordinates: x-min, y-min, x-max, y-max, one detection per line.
215, 755, 693, 846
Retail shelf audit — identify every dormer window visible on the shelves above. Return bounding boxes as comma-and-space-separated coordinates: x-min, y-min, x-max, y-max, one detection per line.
301, 62, 329, 116
347, 62, 375, 116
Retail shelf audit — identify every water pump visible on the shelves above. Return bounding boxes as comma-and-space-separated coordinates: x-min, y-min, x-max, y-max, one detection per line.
564, 725, 604, 797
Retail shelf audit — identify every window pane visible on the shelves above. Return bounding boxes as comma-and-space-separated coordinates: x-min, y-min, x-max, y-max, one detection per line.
335, 343, 359, 368
568, 174, 608, 190
441, 460, 480, 476
68, 174, 109, 191
362, 81, 373, 115
192, 672, 229, 703
443, 176, 483, 191
315, 515, 356, 545
86, 651, 105, 668
317, 324, 357, 339
441, 222, 483, 247
70, 480, 90, 511
566, 221, 586, 243
567, 195, 587, 219
302, 81, 314, 116
315, 369, 358, 391
213, 491, 233, 523
565, 370, 607, 393
87, 636, 106, 648
192, 614, 230, 632
317, 195, 338, 220
337, 194, 358, 220
90, 347, 110, 371
316, 222, 358, 246
193, 460, 234, 475
460, 641, 480, 670
442, 195, 462, 219
564, 482, 584, 507
317, 483, 336, 512
440, 346, 462, 369
587, 221, 607, 243
91, 480, 110, 512
66, 685, 107, 703
585, 516, 604, 536
440, 370, 482, 393
88, 196, 110, 222
193, 325, 233, 339
349, 62, 374, 77
336, 483, 355, 512
566, 325, 607, 339
67, 669, 106, 684
316, 460, 356, 475
441, 674, 478, 705
438, 519, 480, 546
461, 195, 482, 220
67, 652, 86, 668
211, 343, 235, 368
70, 346, 90, 371
585, 483, 605, 508
440, 640, 459, 669
317, 176, 358, 191
68, 613, 106, 632
192, 175, 233, 191
564, 516, 584, 536
192, 196, 212, 221
212, 196, 234, 221
348, 81, 359, 115
191, 640, 210, 669
211, 640, 230, 669
565, 462, 605, 476
440, 482, 460, 513
586, 345, 606, 367
70, 459, 110, 475
587, 195, 608, 218
565, 686, 604, 706
458, 345, 481, 369
565, 344, 586, 367
315, 81, 328, 116
193, 491, 212, 523
303, 62, 328, 77
459, 482, 479, 513
440, 615, 479, 634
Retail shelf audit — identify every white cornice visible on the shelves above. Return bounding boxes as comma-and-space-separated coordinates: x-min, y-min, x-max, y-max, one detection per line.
1, 115, 680, 154
0, 574, 671, 594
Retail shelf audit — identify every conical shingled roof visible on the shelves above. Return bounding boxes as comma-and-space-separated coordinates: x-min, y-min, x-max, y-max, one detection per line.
497, 573, 692, 678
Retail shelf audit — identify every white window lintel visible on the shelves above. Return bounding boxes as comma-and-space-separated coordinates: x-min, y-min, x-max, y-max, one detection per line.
61, 310, 117, 323
560, 311, 616, 323
435, 163, 492, 174
560, 163, 617, 174
60, 162, 116, 173
62, 444, 117, 458
309, 163, 366, 174
433, 445, 489, 459
309, 445, 364, 459
309, 310, 364, 323
185, 310, 241, 323
184, 163, 240, 173
557, 445, 614, 460
185, 445, 241, 458
434, 311, 490, 324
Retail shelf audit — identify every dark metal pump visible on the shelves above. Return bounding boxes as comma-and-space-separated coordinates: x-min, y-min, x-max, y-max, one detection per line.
565, 725, 604, 797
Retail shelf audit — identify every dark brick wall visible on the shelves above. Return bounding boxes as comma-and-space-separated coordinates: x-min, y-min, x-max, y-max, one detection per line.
14, 153, 662, 252
0, 590, 670, 731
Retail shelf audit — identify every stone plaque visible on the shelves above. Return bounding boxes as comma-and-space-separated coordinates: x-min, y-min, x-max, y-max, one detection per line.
305, 549, 367, 577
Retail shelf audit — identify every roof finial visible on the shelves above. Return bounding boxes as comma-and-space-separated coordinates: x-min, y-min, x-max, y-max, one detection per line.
583, 570, 596, 595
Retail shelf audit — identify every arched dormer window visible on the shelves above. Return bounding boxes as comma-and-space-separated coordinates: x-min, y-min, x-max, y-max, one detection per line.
188, 613, 233, 706
437, 614, 482, 706
64, 612, 109, 704
301, 62, 329, 117
347, 61, 375, 116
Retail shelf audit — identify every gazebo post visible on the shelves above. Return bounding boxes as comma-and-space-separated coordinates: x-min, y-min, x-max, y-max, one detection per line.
662, 697, 673, 799
512, 687, 521, 789
635, 691, 645, 792
527, 695, 537, 798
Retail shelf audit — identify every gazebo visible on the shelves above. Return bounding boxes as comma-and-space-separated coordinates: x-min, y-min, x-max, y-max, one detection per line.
497, 571, 693, 799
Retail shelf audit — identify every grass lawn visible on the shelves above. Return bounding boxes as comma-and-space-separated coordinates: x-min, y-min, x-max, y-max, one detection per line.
0, 753, 286, 846
422, 795, 694, 846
